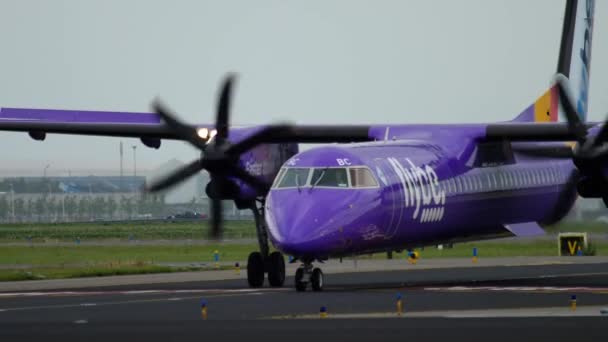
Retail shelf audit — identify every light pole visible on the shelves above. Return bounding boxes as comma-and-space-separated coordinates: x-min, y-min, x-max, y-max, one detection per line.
9, 183, 14, 223
132, 145, 137, 178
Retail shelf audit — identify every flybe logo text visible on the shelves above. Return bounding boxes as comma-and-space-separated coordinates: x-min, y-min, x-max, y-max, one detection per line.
387, 157, 445, 223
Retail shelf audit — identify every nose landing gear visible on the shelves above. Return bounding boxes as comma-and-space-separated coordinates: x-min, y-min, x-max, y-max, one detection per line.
294, 263, 324, 292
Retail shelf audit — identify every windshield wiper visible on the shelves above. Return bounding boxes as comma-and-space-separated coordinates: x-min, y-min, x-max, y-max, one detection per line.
295, 173, 302, 193
310, 168, 328, 191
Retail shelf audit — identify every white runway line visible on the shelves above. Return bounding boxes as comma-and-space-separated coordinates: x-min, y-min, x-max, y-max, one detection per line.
275, 305, 608, 319
0, 287, 287, 298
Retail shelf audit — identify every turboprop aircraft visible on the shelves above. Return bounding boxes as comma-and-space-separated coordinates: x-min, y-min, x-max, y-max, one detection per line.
0, 0, 602, 291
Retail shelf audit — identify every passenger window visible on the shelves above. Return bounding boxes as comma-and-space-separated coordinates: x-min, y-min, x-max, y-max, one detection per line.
349, 168, 378, 187
311, 168, 349, 188
277, 168, 310, 188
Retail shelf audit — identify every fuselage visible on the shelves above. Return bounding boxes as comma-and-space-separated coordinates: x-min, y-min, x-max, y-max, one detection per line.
265, 125, 577, 260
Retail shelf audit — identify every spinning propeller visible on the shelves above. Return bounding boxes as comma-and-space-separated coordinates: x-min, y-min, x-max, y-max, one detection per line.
146, 74, 372, 239
147, 75, 270, 239
516, 73, 608, 215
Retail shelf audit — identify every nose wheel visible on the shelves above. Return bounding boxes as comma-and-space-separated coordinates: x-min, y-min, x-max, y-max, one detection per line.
294, 263, 323, 292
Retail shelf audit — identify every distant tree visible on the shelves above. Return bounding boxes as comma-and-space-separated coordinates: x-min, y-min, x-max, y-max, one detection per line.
65, 196, 77, 221
77, 197, 89, 221
92, 197, 106, 220
120, 196, 133, 219
26, 198, 34, 222
0, 196, 8, 222
34, 197, 44, 222
106, 197, 117, 220
14, 198, 24, 222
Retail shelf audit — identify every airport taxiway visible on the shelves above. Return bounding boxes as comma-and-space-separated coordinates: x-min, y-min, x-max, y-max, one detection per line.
1, 258, 608, 341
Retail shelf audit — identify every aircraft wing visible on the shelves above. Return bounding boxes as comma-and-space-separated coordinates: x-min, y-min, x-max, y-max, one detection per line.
0, 107, 186, 141
0, 107, 372, 145
485, 122, 599, 141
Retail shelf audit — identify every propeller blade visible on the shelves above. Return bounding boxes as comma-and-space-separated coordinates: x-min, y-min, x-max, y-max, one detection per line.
209, 197, 223, 239
589, 122, 608, 149
152, 99, 208, 150
147, 159, 205, 192
512, 145, 574, 159
553, 74, 588, 144
215, 74, 235, 144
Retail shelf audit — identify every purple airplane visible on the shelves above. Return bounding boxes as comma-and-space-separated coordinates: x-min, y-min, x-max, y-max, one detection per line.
0, 0, 601, 291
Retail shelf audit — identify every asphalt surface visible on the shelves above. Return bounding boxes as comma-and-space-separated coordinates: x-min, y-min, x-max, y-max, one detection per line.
2, 261, 608, 341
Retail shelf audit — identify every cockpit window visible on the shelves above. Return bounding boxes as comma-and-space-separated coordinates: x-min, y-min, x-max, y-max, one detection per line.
310, 168, 349, 188
272, 168, 286, 188
349, 167, 378, 187
276, 168, 310, 188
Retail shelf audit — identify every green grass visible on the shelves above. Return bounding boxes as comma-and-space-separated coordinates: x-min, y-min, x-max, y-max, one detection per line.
0, 220, 604, 242
0, 220, 256, 242
0, 243, 259, 266
544, 221, 608, 234
0, 264, 214, 282
1, 220, 607, 282
399, 240, 608, 258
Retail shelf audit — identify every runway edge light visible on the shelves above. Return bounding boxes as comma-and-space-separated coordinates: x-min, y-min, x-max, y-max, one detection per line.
570, 295, 577, 312
472, 247, 478, 263
213, 250, 220, 269
396, 293, 403, 316
200, 299, 208, 320
319, 306, 328, 318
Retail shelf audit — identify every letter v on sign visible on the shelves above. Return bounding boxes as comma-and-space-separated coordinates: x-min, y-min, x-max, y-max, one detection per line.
567, 240, 578, 256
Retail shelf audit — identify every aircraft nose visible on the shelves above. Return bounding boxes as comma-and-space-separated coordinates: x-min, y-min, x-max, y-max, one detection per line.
265, 190, 351, 258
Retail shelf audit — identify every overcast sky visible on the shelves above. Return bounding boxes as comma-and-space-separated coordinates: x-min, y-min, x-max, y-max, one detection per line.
0, 0, 606, 176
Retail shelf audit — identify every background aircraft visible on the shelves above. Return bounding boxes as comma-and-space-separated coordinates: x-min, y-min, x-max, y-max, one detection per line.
0, 0, 602, 291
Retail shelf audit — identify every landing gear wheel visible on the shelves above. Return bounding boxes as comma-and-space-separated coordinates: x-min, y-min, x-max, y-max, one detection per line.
267, 251, 285, 287
311, 268, 323, 292
247, 251, 264, 288
295, 268, 307, 292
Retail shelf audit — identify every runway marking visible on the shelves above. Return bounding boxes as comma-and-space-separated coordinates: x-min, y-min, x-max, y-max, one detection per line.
424, 286, 608, 293
0, 292, 262, 313
0, 288, 287, 298
73, 319, 88, 324
272, 305, 608, 319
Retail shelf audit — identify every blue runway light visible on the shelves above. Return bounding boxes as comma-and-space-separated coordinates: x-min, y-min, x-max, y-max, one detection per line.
570, 295, 577, 311
319, 306, 328, 318
200, 299, 208, 319
396, 293, 403, 316
472, 247, 477, 257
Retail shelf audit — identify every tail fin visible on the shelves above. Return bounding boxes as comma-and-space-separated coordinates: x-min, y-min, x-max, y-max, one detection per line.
513, 0, 595, 123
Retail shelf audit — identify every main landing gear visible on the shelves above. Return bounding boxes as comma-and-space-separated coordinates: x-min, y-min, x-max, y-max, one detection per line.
246, 200, 285, 288
294, 262, 324, 292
